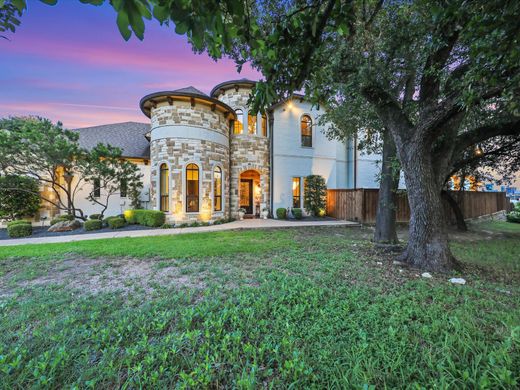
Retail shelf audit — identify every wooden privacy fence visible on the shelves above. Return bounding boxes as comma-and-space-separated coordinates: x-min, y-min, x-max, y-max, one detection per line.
327, 188, 512, 224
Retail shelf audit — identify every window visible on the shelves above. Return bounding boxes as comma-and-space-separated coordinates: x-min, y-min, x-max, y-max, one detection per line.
301, 115, 312, 147
159, 163, 169, 212
120, 179, 127, 198
213, 166, 222, 212
248, 113, 257, 134
234, 109, 243, 134
261, 114, 267, 137
292, 177, 301, 208
93, 178, 101, 198
186, 163, 199, 212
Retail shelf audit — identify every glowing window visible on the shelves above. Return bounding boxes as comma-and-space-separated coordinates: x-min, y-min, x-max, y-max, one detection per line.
159, 163, 169, 212
261, 113, 267, 137
292, 177, 301, 208
234, 109, 244, 134
248, 113, 257, 134
214, 166, 222, 212
186, 163, 199, 212
301, 115, 312, 147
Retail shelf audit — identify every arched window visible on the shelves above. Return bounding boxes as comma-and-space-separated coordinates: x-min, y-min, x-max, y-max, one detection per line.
261, 113, 267, 137
159, 163, 169, 212
213, 166, 222, 211
186, 163, 199, 212
301, 115, 312, 147
234, 109, 243, 134
248, 113, 257, 134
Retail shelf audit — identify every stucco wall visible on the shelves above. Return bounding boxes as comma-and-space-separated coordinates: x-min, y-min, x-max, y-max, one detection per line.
271, 100, 350, 214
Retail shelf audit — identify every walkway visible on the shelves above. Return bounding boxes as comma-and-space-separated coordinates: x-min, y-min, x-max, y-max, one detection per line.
0, 218, 359, 247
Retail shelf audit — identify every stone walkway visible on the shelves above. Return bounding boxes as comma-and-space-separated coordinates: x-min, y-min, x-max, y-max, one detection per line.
0, 218, 359, 247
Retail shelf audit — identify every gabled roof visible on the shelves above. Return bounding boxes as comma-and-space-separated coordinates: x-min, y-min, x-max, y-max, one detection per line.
172, 86, 208, 96
73, 122, 150, 159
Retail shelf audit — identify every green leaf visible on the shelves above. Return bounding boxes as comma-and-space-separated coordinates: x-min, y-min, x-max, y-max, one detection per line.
116, 10, 132, 41
39, 0, 58, 5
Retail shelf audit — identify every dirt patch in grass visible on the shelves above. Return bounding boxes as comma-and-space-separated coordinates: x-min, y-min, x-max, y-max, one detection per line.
0, 257, 212, 297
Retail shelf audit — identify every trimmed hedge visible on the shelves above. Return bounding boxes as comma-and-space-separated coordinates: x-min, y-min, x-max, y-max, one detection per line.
108, 217, 126, 229
276, 208, 287, 219
84, 219, 103, 231
123, 210, 165, 227
506, 211, 520, 223
292, 208, 303, 220
7, 220, 31, 228
89, 214, 103, 220
8, 222, 32, 238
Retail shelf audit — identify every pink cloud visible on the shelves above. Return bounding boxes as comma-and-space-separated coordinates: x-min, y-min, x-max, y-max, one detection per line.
0, 101, 145, 129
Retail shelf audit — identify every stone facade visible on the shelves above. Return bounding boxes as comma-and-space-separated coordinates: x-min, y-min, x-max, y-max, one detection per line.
150, 138, 229, 222
148, 97, 231, 222
214, 87, 270, 215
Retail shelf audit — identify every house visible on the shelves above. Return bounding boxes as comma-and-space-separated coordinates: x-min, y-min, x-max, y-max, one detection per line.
50, 79, 383, 221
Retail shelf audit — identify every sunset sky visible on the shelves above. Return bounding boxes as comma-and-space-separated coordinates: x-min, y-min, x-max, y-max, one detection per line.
0, 1, 259, 128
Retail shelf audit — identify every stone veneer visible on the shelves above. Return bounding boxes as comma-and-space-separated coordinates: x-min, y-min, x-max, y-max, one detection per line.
214, 87, 270, 215
149, 100, 231, 222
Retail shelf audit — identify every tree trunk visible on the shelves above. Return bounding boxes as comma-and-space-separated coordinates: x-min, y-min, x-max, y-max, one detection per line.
374, 129, 399, 244
400, 150, 460, 272
441, 190, 467, 231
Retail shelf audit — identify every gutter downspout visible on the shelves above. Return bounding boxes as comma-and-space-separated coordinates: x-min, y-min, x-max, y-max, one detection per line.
353, 133, 358, 189
268, 109, 275, 218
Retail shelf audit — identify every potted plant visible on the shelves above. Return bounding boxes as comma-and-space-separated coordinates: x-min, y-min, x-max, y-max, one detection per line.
261, 207, 269, 219
237, 208, 246, 220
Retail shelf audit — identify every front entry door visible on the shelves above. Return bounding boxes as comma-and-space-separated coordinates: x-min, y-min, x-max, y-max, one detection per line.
240, 179, 254, 214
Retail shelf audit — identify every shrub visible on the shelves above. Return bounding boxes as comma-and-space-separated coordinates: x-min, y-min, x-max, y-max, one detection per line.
189, 221, 201, 227
292, 208, 303, 220
276, 208, 287, 219
7, 223, 32, 238
124, 209, 165, 227
0, 175, 41, 221
89, 214, 103, 220
304, 175, 327, 216
107, 217, 126, 229
84, 219, 102, 231
178, 223, 189, 228
7, 220, 31, 228
506, 211, 520, 223
161, 223, 173, 229
50, 214, 75, 226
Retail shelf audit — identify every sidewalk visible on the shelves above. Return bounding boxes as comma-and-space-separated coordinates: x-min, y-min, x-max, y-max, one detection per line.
0, 218, 359, 247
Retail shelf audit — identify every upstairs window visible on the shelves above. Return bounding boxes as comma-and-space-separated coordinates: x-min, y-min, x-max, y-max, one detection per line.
214, 166, 222, 212
186, 163, 199, 212
261, 114, 267, 137
248, 113, 257, 134
234, 109, 244, 134
301, 115, 313, 147
159, 163, 169, 212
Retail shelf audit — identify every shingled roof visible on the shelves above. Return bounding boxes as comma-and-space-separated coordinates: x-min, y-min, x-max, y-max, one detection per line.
73, 122, 150, 159
171, 86, 208, 96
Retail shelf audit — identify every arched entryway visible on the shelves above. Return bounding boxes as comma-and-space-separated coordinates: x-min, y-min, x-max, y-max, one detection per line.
239, 170, 261, 216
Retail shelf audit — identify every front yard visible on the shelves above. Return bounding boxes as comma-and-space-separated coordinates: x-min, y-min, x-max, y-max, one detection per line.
0, 223, 519, 388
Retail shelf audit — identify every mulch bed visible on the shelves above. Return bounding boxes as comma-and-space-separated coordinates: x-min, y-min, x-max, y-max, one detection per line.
0, 224, 157, 241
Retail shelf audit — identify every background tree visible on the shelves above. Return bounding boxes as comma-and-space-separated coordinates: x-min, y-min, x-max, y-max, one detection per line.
0, 175, 41, 221
0, 117, 88, 219
81, 144, 143, 218
0, 117, 144, 220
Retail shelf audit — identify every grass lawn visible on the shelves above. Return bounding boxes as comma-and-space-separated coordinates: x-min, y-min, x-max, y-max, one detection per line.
0, 225, 519, 388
